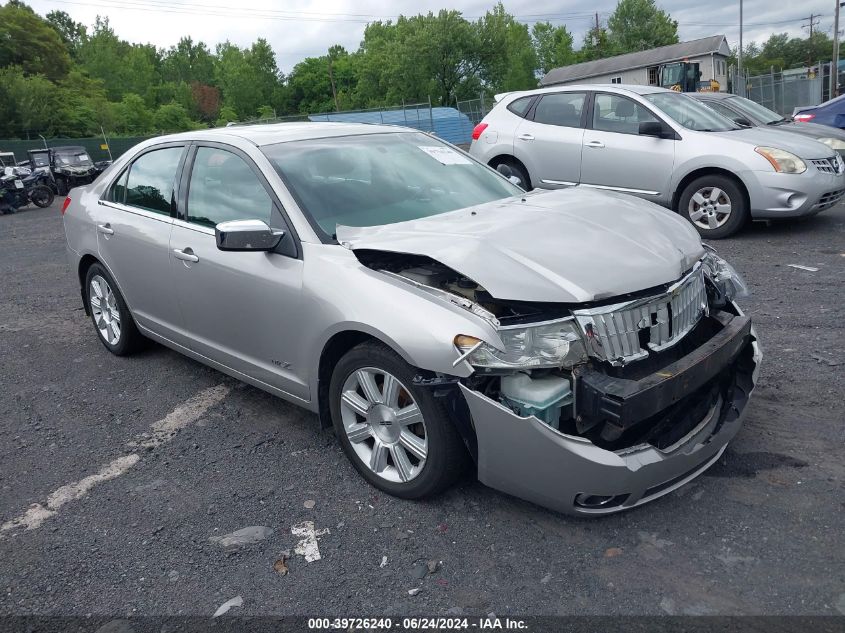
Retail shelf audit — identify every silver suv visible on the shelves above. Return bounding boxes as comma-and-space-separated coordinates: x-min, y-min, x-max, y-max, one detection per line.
63, 123, 760, 515
470, 85, 845, 238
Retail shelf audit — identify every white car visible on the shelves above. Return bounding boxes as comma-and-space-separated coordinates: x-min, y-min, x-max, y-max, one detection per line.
470, 85, 845, 238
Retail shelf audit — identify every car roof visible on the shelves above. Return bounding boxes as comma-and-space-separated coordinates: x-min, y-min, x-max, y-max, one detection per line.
497, 84, 673, 103
155, 122, 415, 147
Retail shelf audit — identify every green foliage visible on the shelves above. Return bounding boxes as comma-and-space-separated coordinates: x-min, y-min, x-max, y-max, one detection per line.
532, 22, 576, 76
153, 102, 203, 133
606, 0, 679, 54
0, 2, 71, 80
0, 0, 831, 141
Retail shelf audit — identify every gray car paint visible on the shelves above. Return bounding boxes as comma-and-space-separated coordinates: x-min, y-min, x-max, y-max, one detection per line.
337, 187, 704, 303
63, 122, 760, 516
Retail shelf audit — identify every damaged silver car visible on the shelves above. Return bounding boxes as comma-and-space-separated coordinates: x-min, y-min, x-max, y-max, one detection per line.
62, 123, 761, 515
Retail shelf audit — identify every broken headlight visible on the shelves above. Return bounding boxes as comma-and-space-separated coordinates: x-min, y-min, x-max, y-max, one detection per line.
454, 319, 587, 369
702, 247, 749, 302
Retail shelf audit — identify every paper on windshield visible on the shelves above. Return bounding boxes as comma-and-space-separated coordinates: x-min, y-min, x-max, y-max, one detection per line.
417, 145, 472, 165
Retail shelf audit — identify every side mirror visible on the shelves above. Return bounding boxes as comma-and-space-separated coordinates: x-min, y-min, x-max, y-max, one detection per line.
215, 219, 284, 252
496, 163, 524, 187
639, 121, 674, 139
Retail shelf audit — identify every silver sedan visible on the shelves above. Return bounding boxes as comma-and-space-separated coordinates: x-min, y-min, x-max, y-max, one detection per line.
62, 123, 760, 515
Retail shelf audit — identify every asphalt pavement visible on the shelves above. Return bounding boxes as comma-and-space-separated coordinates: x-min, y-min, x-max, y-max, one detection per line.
0, 200, 843, 617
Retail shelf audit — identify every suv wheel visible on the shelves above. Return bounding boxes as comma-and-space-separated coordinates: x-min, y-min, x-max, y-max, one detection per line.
678, 175, 748, 239
329, 341, 468, 499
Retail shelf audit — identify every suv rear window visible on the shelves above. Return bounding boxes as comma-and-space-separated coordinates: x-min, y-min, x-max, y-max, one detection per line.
507, 96, 534, 118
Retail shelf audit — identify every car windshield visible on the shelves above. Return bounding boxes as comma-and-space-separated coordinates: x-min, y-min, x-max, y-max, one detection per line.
644, 92, 740, 131
55, 151, 93, 166
728, 96, 784, 124
31, 154, 50, 167
261, 132, 522, 239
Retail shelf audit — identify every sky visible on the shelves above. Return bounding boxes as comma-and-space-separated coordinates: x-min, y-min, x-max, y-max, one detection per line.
23, 0, 839, 72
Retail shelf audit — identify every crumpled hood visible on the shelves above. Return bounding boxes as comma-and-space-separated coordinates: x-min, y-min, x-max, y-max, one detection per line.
337, 188, 704, 303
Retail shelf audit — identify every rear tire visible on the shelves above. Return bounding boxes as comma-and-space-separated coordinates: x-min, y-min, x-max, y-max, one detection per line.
493, 158, 532, 191
678, 175, 748, 239
329, 341, 468, 499
84, 263, 144, 356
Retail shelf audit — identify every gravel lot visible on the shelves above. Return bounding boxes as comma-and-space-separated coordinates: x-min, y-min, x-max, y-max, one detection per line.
0, 199, 843, 618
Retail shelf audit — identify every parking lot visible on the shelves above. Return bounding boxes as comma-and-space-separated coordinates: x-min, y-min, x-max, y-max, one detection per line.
0, 199, 843, 617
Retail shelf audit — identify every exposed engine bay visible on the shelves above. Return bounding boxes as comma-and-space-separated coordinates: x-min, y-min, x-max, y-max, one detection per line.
356, 248, 753, 456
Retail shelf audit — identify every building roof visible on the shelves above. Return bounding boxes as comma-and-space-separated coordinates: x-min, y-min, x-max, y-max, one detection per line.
541, 35, 730, 86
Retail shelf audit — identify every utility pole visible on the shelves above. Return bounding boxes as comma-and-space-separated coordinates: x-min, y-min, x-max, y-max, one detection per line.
833, 1, 842, 97
738, 0, 743, 92
327, 56, 339, 113
803, 13, 821, 65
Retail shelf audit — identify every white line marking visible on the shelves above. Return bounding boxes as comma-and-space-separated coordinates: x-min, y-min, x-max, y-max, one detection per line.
128, 384, 230, 449
292, 521, 330, 562
0, 384, 229, 539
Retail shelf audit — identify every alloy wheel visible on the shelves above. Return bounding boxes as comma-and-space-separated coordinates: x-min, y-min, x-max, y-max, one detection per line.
339, 367, 428, 483
688, 186, 732, 230
90, 274, 121, 345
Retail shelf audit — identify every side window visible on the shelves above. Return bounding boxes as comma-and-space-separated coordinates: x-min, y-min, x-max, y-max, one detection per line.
108, 168, 128, 204
187, 147, 273, 229
592, 94, 659, 135
507, 96, 534, 118
533, 93, 586, 128
124, 147, 184, 215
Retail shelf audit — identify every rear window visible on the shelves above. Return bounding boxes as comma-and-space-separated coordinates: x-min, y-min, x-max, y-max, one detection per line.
507, 96, 534, 118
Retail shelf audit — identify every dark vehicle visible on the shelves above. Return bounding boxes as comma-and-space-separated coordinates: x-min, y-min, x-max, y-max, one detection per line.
793, 93, 845, 129
27, 146, 99, 195
0, 168, 55, 214
693, 92, 845, 157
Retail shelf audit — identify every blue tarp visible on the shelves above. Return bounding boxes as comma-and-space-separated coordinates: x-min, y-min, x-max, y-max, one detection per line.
308, 106, 476, 145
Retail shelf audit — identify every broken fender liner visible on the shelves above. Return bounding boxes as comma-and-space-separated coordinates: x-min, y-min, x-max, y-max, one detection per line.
576, 311, 751, 431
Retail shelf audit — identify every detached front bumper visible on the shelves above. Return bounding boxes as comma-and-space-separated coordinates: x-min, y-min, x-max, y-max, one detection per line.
461, 311, 761, 516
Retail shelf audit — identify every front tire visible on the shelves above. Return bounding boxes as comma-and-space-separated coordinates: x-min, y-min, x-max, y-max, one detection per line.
30, 185, 54, 208
329, 341, 468, 499
678, 175, 748, 239
84, 263, 143, 356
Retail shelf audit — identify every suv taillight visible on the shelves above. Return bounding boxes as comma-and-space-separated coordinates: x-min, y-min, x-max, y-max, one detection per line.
793, 113, 815, 123
61, 197, 71, 215
471, 123, 488, 140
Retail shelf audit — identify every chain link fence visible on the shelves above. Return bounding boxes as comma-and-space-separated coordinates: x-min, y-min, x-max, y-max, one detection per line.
731, 68, 824, 116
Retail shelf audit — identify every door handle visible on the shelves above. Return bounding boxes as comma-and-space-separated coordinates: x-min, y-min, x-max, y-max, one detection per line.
518, 133, 535, 141
585, 141, 605, 148
97, 223, 114, 235
173, 248, 199, 263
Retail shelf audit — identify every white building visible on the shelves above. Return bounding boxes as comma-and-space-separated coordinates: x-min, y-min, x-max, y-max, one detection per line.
540, 35, 731, 91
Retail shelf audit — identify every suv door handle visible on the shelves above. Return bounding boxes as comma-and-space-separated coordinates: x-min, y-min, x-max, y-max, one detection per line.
585, 140, 605, 148
518, 133, 535, 141
173, 248, 199, 263
97, 223, 114, 235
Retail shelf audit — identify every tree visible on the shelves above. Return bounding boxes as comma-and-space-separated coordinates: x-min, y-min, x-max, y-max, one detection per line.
215, 106, 238, 127
161, 37, 215, 85
153, 103, 202, 132
112, 93, 153, 134
607, 0, 679, 54
0, 2, 71, 80
45, 10, 87, 60
579, 21, 612, 62
477, 4, 537, 92
532, 22, 575, 76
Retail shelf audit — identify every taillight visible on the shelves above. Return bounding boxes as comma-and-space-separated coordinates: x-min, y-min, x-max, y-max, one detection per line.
471, 123, 488, 140
793, 113, 815, 123
61, 197, 71, 215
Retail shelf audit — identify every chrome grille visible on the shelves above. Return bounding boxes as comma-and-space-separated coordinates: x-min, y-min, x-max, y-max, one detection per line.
573, 267, 708, 366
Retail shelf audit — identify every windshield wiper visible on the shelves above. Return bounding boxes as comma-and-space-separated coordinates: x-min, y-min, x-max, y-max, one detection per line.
766, 118, 791, 125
